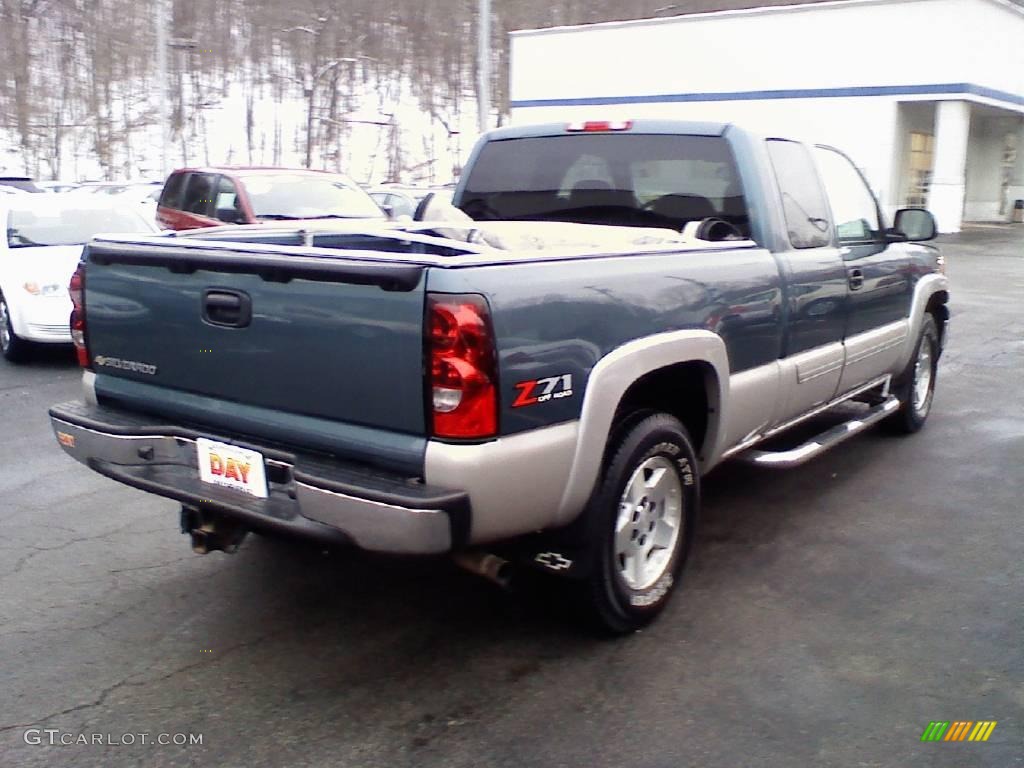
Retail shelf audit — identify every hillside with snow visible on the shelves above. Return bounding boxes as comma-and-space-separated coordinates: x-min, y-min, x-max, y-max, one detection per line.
0, 0, 678, 183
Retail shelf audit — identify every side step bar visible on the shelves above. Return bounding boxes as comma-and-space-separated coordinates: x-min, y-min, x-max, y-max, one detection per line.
737, 396, 900, 469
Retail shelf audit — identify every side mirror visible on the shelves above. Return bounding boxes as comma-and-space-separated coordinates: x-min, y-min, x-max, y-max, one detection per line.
890, 208, 937, 242
379, 203, 395, 219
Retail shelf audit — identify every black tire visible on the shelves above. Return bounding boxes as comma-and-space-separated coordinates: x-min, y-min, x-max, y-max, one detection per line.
0, 293, 31, 363
885, 314, 939, 434
580, 413, 699, 634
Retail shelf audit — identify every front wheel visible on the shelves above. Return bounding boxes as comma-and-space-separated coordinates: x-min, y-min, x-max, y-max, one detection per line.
580, 413, 699, 634
0, 294, 30, 363
885, 314, 939, 434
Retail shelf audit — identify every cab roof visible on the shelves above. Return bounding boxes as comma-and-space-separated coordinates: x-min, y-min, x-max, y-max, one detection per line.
480, 119, 730, 142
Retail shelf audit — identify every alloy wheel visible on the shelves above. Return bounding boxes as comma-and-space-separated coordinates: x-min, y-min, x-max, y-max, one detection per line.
912, 340, 934, 416
614, 456, 684, 590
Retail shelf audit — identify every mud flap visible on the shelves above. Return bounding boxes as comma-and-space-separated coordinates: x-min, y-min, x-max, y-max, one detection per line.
493, 512, 601, 581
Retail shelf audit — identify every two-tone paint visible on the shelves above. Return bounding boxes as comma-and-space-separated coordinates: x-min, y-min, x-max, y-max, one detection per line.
50, 120, 949, 550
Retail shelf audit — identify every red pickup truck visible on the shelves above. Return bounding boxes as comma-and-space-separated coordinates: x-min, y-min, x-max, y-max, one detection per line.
155, 167, 386, 230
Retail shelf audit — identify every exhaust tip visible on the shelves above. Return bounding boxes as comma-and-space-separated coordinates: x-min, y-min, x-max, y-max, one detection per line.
453, 551, 512, 589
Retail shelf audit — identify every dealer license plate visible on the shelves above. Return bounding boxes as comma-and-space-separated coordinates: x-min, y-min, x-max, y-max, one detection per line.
196, 438, 268, 499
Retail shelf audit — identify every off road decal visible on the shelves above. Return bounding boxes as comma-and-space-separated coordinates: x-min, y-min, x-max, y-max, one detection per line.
512, 374, 574, 407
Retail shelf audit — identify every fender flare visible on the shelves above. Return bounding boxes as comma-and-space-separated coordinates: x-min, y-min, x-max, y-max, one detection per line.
897, 273, 949, 370
555, 330, 730, 525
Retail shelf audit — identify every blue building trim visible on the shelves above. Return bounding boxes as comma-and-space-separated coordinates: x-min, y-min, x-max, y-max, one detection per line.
510, 83, 1024, 110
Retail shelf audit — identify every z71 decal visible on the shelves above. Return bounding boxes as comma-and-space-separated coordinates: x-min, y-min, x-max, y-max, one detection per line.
512, 374, 574, 407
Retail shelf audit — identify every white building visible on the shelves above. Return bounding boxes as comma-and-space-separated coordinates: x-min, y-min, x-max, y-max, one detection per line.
509, 0, 1024, 232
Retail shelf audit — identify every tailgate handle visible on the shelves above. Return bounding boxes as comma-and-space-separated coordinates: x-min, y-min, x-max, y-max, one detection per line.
202, 289, 252, 328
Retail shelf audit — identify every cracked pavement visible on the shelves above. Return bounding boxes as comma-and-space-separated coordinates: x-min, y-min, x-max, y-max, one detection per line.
0, 227, 1022, 767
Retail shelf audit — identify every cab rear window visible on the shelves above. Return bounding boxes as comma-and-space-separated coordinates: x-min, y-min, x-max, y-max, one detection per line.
458, 134, 748, 235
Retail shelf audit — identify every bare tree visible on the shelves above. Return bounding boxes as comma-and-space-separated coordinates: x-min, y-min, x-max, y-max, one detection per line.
0, 0, 671, 179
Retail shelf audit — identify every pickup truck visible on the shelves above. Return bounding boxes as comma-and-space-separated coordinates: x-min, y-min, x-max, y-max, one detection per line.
49, 120, 949, 633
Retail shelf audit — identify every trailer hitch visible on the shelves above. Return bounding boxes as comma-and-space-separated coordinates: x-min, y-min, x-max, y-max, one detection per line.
180, 505, 248, 554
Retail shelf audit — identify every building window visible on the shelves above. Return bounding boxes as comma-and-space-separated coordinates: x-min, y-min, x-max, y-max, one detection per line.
905, 132, 934, 208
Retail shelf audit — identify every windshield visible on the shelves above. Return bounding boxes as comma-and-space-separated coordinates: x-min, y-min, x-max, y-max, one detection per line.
458, 133, 748, 234
242, 174, 383, 219
6, 205, 152, 248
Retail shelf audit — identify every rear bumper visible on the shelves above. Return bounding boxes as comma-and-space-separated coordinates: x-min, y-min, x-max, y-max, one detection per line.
48, 400, 467, 554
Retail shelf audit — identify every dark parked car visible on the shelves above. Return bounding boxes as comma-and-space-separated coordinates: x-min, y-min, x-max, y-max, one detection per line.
155, 167, 385, 230
0, 176, 41, 193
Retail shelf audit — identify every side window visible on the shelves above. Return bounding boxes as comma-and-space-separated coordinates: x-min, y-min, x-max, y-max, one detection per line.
159, 172, 188, 210
813, 147, 881, 243
180, 173, 215, 218
213, 176, 241, 223
766, 139, 832, 249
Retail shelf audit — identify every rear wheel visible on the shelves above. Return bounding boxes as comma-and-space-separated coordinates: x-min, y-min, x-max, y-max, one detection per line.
885, 314, 939, 434
580, 413, 699, 634
0, 294, 30, 363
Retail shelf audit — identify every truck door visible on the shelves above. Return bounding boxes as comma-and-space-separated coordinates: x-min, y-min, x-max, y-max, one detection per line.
812, 146, 912, 393
765, 139, 848, 424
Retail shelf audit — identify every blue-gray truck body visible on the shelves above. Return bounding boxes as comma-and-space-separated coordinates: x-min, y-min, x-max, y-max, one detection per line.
49, 121, 949, 562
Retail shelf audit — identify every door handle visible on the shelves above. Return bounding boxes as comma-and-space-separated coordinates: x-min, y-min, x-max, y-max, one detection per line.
202, 289, 252, 328
848, 269, 864, 291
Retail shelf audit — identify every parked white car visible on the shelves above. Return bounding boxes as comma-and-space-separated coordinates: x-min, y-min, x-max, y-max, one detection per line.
1, 196, 157, 361
72, 180, 162, 203
367, 185, 454, 219
68, 180, 164, 226
36, 181, 80, 194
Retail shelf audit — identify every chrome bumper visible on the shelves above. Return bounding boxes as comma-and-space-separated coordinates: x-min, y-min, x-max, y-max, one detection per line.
49, 401, 466, 554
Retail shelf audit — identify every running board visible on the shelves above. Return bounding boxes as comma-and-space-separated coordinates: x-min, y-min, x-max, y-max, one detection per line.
737, 397, 900, 469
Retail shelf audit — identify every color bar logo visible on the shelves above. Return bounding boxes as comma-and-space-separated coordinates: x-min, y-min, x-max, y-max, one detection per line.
920, 721, 997, 742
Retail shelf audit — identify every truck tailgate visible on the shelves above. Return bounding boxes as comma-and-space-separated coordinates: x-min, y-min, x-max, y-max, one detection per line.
83, 239, 428, 443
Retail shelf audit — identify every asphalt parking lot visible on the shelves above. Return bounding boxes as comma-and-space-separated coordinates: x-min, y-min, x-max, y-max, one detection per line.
1, 226, 1021, 768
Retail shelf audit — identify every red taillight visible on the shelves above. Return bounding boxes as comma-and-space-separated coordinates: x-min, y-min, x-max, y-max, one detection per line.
69, 263, 89, 368
566, 120, 633, 132
427, 294, 497, 439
